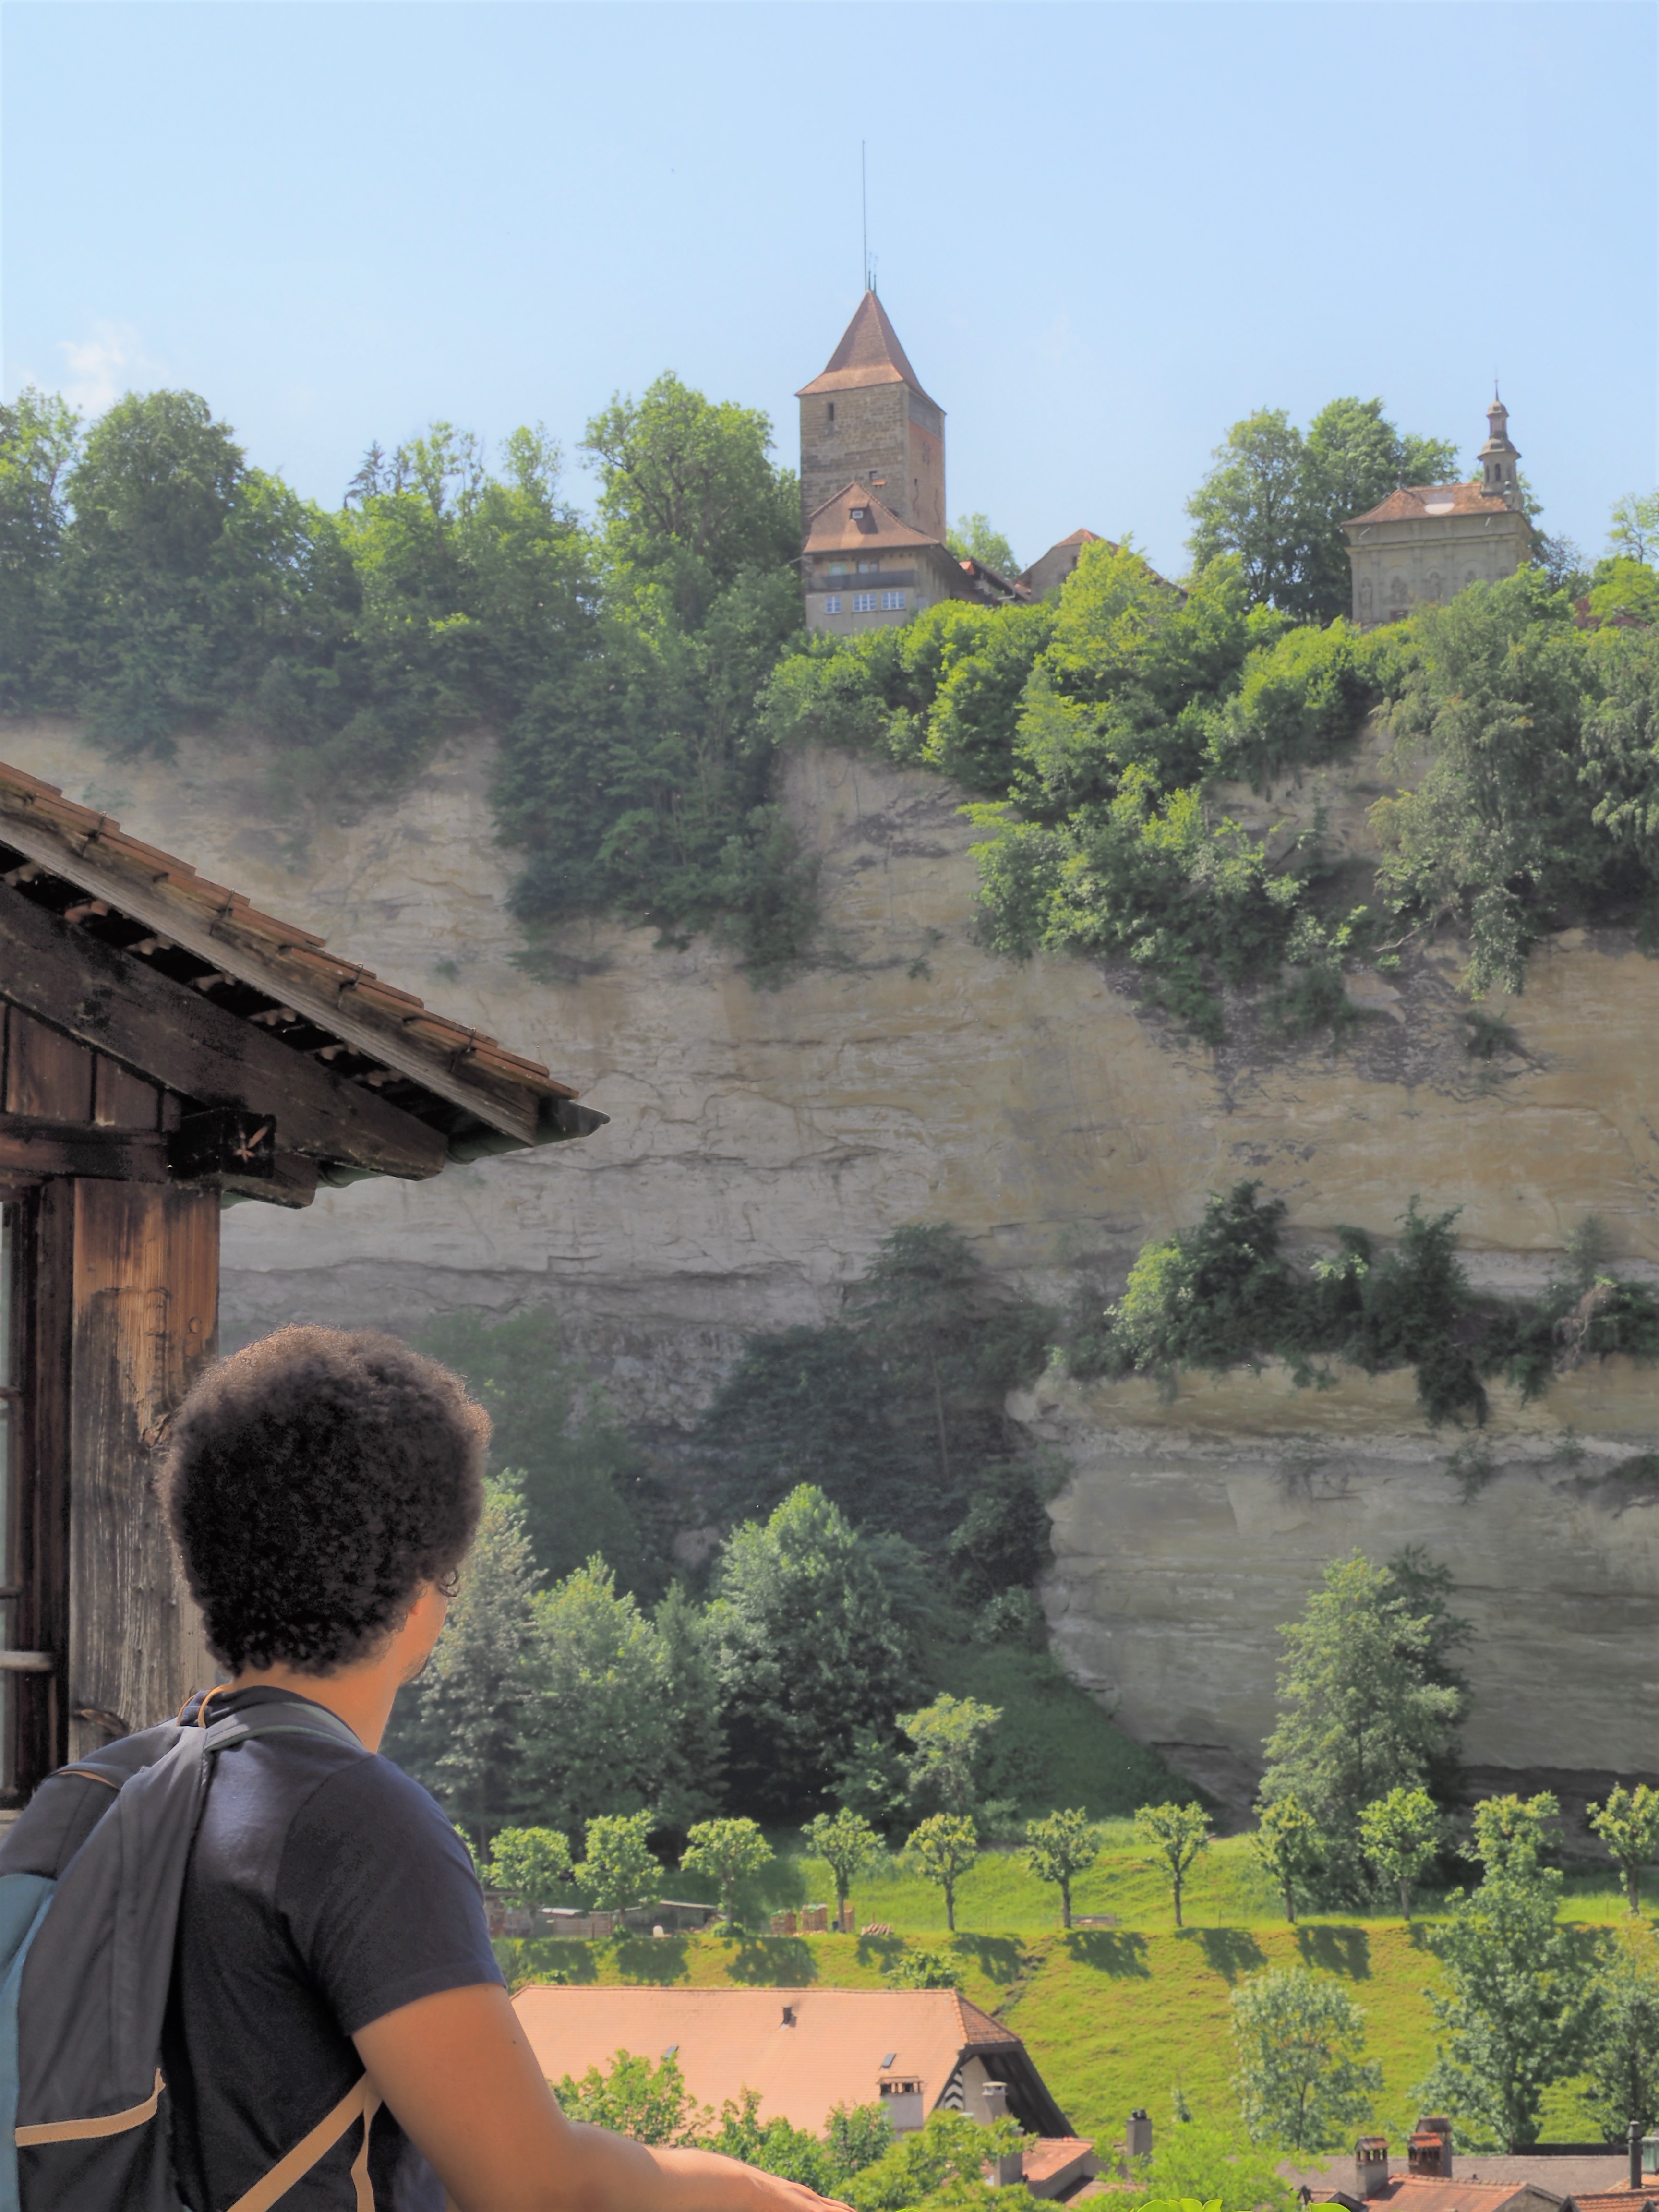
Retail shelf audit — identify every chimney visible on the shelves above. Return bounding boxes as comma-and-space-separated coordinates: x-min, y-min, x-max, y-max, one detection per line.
1630, 2121, 1642, 2192
1356, 2137, 1391, 2199
1126, 2110, 1153, 2160
781, 2005, 796, 2027
982, 2080, 1010, 2124
1409, 2118, 1452, 2179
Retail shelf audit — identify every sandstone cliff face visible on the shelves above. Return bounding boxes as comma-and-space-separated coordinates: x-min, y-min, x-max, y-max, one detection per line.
5, 717, 1656, 1782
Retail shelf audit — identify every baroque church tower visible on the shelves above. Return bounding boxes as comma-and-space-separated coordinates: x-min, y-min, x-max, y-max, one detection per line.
796, 291, 947, 541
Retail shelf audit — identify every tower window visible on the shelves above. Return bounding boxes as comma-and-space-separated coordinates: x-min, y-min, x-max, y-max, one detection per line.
827, 402, 835, 424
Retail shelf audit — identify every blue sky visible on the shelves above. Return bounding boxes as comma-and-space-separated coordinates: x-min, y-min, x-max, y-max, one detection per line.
4, 1, 1654, 577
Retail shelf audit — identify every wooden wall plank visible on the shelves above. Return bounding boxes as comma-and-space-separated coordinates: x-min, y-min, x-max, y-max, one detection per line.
67, 1182, 220, 1751
3, 1010, 94, 1124
92, 1057, 161, 1131
0, 893, 446, 1179
16, 1182, 72, 1787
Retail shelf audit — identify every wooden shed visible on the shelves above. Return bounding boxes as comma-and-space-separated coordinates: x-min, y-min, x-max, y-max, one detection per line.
0, 759, 603, 1798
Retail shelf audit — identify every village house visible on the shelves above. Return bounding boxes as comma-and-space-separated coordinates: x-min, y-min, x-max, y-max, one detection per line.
1305, 2116, 1659, 2212
512, 1984, 1098, 2200
0, 759, 603, 1794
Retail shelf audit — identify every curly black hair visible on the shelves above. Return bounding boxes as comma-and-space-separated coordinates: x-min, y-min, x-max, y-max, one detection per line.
158, 1326, 490, 1673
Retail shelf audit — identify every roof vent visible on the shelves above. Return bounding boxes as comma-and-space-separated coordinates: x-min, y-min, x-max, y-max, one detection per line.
781, 2005, 796, 2027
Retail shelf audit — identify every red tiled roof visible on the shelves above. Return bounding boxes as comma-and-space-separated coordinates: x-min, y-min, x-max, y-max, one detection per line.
0, 757, 590, 1151
802, 481, 944, 555
797, 291, 941, 407
1346, 482, 1519, 527
1313, 2179, 1565, 2212
514, 1986, 1025, 2136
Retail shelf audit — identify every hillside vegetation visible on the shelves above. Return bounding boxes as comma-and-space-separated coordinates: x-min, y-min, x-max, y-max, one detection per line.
496, 1833, 1659, 2148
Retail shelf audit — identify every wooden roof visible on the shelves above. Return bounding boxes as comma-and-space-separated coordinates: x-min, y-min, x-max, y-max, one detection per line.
0, 757, 604, 1203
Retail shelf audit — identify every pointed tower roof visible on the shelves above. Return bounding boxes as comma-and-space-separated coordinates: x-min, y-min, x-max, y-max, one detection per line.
797, 291, 940, 408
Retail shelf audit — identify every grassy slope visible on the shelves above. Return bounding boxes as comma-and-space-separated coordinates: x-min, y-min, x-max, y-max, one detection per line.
503, 1836, 1659, 2149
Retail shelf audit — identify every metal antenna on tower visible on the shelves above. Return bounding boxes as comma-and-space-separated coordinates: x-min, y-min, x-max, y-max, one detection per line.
862, 141, 869, 291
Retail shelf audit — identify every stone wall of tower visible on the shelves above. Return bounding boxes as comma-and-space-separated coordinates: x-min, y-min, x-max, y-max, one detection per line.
904, 390, 946, 544
799, 386, 908, 532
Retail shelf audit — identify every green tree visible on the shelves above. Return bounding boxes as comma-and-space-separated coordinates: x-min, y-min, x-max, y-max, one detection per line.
1581, 1957, 1659, 2141
681, 1816, 773, 1929
1359, 1787, 1443, 1920
1589, 1785, 1659, 1915
946, 513, 1019, 578
904, 1813, 980, 1933
486, 1825, 574, 1908
0, 386, 79, 703
409, 1311, 656, 1592
699, 2089, 836, 2191
1132, 1801, 1212, 1929
1608, 490, 1659, 565
1186, 398, 1456, 621
704, 1484, 910, 1819
845, 2108, 1023, 2211
900, 1693, 1002, 1817
1372, 569, 1603, 997
1251, 1795, 1322, 1924
575, 1810, 661, 1913
1259, 1552, 1464, 1887
382, 1483, 537, 1849
516, 1557, 675, 1836
802, 1807, 882, 1919
651, 1581, 727, 1835
1123, 2118, 1299, 2212
1230, 1965, 1383, 2152
1418, 1792, 1590, 2149
552, 2048, 704, 2144
1023, 1807, 1101, 1928
885, 1944, 960, 1990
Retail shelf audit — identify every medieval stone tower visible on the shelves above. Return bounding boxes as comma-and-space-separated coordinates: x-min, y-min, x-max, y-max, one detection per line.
796, 291, 947, 541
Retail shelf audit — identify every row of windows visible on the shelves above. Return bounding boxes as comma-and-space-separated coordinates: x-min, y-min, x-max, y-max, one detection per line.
823, 591, 906, 615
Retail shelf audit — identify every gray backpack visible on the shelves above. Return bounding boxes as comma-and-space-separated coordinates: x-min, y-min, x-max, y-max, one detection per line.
0, 1700, 382, 2212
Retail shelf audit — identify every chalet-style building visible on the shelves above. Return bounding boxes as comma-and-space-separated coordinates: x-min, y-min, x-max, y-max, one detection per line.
796, 291, 1098, 636
513, 1985, 1097, 2200
0, 759, 604, 1795
1343, 393, 1532, 627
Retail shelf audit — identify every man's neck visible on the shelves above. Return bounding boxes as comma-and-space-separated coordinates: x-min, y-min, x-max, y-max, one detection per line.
228, 1660, 397, 1752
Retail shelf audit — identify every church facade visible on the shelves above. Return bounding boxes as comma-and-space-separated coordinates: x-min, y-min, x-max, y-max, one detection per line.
1342, 394, 1532, 626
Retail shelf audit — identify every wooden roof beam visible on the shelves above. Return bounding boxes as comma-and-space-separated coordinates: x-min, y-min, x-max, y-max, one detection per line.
0, 887, 446, 1181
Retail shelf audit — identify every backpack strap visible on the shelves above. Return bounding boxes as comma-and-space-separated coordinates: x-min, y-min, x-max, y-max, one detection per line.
221, 2074, 382, 2212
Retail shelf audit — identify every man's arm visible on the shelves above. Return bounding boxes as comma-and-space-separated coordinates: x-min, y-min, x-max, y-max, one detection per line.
354, 1984, 851, 2212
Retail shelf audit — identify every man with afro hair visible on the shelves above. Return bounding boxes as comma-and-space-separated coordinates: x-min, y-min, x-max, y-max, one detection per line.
157, 1325, 845, 2212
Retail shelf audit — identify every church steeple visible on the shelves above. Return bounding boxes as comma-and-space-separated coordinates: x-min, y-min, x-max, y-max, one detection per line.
1479, 387, 1522, 507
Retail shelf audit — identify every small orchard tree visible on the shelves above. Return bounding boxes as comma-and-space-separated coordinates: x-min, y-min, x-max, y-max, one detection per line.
1252, 1795, 1322, 1923
1023, 1808, 1101, 1929
1359, 1786, 1443, 1920
576, 1811, 660, 1912
682, 1816, 773, 1929
1231, 1965, 1383, 2153
1133, 1801, 1212, 1929
899, 1693, 1002, 1817
905, 1814, 979, 1933
1589, 1784, 1659, 1916
487, 1825, 574, 1909
802, 1807, 881, 1922
553, 2049, 704, 2144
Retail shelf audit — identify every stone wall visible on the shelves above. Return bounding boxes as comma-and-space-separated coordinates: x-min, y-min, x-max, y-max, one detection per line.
4, 714, 1657, 1783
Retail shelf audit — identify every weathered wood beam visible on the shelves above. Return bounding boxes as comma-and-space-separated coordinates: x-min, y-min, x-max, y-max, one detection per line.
0, 1116, 318, 1207
0, 889, 446, 1180
0, 813, 542, 1144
